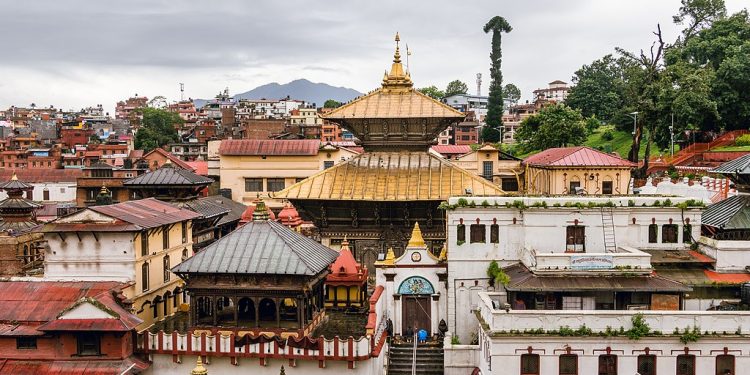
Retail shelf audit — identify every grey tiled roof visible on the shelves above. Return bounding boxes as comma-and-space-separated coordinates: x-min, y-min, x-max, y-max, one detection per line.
702, 195, 750, 229
181, 199, 230, 219
710, 154, 750, 175
172, 220, 338, 276
124, 166, 214, 186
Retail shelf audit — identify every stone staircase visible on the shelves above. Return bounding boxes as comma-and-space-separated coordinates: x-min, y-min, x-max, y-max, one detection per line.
387, 340, 444, 375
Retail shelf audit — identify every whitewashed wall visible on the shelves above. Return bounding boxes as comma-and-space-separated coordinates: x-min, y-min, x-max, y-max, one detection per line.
44, 231, 136, 282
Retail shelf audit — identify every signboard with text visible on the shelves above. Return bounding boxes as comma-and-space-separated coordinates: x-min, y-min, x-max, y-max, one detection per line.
570, 255, 614, 270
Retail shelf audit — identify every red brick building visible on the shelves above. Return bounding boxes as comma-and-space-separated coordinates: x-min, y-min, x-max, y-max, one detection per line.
59, 127, 94, 150
0, 281, 148, 373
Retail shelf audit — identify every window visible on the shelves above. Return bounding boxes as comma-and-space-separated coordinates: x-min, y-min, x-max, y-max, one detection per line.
182, 248, 189, 262
470, 224, 486, 243
520, 354, 540, 375
662, 224, 678, 243
483, 161, 493, 180
323, 160, 335, 169
502, 178, 519, 192
141, 231, 149, 256
142, 262, 149, 292
181, 222, 188, 243
456, 224, 466, 244
569, 181, 581, 194
566, 226, 585, 252
162, 226, 169, 249
716, 355, 734, 375
244, 178, 263, 192
76, 333, 100, 356
490, 224, 499, 244
16, 337, 37, 349
43, 189, 50, 201
648, 224, 658, 243
163, 255, 170, 282
637, 354, 656, 375
598, 355, 617, 375
559, 354, 578, 375
266, 178, 286, 192
683, 224, 692, 243
676, 354, 695, 375
602, 181, 613, 194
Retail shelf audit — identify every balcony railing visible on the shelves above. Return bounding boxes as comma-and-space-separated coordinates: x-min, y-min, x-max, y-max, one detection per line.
477, 292, 750, 335
526, 246, 652, 274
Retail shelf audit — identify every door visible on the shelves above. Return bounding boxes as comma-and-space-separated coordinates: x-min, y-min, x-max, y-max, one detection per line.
402, 295, 431, 335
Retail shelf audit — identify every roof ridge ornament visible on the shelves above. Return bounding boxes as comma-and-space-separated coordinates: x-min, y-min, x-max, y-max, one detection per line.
407, 222, 425, 248
382, 32, 413, 91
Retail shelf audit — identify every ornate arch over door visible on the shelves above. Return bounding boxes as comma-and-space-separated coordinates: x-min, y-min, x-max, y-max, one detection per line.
398, 276, 435, 295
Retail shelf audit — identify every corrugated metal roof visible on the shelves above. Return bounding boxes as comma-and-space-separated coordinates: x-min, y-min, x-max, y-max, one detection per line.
710, 153, 750, 174
219, 139, 321, 156
431, 145, 472, 155
180, 198, 230, 219
0, 358, 149, 374
524, 146, 636, 167
197, 195, 246, 226
0, 168, 82, 183
172, 220, 338, 276
702, 195, 750, 229
274, 151, 505, 201
0, 281, 141, 334
37, 318, 133, 332
0, 178, 33, 190
503, 263, 690, 292
123, 165, 213, 186
88, 198, 200, 229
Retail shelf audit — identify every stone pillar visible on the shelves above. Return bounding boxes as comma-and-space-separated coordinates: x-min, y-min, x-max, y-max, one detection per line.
431, 294, 439, 336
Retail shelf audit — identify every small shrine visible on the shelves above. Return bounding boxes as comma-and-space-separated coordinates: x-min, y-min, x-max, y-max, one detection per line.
0, 173, 45, 276
239, 197, 276, 225
172, 203, 338, 337
375, 223, 447, 337
0, 173, 40, 232
325, 238, 368, 309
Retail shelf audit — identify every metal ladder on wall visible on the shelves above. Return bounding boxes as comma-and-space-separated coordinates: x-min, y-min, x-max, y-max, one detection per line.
601, 207, 617, 253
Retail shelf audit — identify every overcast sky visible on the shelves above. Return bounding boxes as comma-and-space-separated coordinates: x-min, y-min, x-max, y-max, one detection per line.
0, 0, 747, 114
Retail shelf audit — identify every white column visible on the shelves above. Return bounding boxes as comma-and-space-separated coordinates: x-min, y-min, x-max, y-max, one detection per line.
431, 295, 439, 335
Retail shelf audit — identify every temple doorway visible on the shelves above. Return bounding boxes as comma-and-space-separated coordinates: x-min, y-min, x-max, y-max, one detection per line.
402, 295, 431, 335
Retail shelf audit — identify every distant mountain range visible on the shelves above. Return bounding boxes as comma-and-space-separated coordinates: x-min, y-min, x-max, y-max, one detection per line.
193, 79, 362, 108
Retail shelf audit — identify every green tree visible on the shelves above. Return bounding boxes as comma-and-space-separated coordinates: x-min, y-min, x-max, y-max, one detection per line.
323, 99, 342, 108
566, 55, 627, 123
482, 16, 512, 142
673, 0, 726, 42
445, 80, 469, 97
417, 86, 445, 100
515, 104, 587, 151
502, 84, 521, 105
134, 107, 182, 152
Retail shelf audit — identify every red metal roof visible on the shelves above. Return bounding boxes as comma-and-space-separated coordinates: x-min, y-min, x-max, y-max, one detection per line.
0, 169, 83, 183
431, 145, 472, 155
141, 148, 195, 171
523, 146, 636, 167
37, 318, 133, 332
185, 161, 208, 176
0, 357, 149, 374
219, 139, 321, 156
327, 240, 367, 285
0, 281, 141, 335
704, 270, 750, 284
89, 198, 200, 230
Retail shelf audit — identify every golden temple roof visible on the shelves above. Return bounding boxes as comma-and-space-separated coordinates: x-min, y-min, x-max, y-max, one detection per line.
274, 151, 505, 201
322, 34, 464, 120
407, 222, 425, 248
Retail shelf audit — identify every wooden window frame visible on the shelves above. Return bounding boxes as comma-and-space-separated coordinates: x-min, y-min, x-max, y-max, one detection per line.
470, 224, 486, 243
76, 333, 101, 356
140, 231, 149, 256
637, 354, 657, 375
456, 224, 466, 244
142, 262, 150, 292
244, 178, 263, 192
490, 224, 499, 244
16, 337, 37, 349
662, 224, 678, 243
602, 180, 613, 194
648, 224, 658, 243
676, 354, 695, 375
162, 226, 169, 249
520, 353, 540, 375
559, 354, 578, 375
715, 355, 734, 375
598, 354, 618, 375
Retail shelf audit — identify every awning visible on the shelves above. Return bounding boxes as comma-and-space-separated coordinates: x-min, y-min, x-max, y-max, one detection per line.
503, 263, 691, 292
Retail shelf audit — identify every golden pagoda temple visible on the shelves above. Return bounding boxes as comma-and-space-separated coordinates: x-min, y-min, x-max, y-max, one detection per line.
275, 34, 504, 269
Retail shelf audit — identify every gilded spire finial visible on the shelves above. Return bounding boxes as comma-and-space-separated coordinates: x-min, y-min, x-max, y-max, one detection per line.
407, 222, 425, 248
393, 32, 401, 64
382, 32, 412, 90
191, 356, 208, 375
10, 172, 17, 181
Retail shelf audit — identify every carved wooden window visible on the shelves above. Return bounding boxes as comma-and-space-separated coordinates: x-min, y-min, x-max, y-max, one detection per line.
470, 224, 486, 243
648, 224, 658, 243
662, 224, 678, 243
676, 354, 695, 375
598, 354, 617, 375
637, 354, 656, 375
716, 355, 734, 375
490, 224, 499, 244
520, 354, 540, 375
559, 354, 577, 375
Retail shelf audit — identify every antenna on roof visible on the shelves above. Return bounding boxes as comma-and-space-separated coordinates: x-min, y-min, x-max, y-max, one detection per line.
179, 83, 185, 101
476, 73, 482, 96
